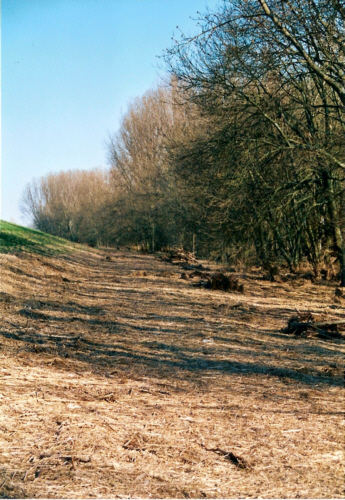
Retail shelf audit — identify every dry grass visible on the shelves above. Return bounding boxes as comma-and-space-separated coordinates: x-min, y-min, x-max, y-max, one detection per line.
0, 247, 344, 498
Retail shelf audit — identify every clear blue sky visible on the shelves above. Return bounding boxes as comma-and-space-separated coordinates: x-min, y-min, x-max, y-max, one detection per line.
2, 0, 219, 225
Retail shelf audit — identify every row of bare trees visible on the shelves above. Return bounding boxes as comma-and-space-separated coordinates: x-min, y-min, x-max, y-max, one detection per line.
22, 0, 344, 283
22, 169, 113, 246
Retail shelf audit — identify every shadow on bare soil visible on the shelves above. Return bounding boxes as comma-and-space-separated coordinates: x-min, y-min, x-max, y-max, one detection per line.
1, 248, 344, 393
1, 322, 343, 388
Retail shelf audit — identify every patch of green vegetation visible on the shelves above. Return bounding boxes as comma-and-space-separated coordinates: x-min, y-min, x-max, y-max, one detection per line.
0, 221, 76, 256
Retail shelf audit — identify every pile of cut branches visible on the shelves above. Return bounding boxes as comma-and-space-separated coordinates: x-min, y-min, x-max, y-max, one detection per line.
159, 248, 198, 266
281, 313, 345, 340
192, 272, 244, 293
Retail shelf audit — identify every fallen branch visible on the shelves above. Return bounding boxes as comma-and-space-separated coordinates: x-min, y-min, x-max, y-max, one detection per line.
199, 443, 248, 468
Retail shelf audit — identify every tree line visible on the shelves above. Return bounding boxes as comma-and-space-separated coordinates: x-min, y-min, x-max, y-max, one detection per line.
22, 0, 345, 284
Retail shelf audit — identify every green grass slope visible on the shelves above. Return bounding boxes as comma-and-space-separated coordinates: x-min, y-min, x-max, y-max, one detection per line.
0, 220, 76, 256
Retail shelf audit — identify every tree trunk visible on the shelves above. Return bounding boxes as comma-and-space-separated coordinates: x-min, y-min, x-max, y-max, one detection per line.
323, 171, 345, 286
151, 223, 155, 253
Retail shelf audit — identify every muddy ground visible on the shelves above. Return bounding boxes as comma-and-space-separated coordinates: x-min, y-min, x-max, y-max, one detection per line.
0, 247, 344, 498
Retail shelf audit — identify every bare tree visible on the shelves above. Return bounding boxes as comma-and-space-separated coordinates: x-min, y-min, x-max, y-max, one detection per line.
22, 169, 113, 246
166, 0, 345, 281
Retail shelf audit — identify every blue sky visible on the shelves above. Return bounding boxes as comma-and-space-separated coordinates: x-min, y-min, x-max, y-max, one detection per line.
2, 0, 219, 224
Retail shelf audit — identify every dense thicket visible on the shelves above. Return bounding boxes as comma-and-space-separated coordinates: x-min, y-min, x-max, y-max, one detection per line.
23, 0, 345, 283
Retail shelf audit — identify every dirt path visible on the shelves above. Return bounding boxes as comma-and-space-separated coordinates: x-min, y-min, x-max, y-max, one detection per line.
0, 247, 344, 498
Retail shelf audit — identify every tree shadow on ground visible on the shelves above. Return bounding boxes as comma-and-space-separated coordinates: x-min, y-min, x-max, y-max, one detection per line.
1, 319, 343, 388
2, 248, 344, 391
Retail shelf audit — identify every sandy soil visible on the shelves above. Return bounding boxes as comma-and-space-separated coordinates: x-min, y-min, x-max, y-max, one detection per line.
0, 247, 344, 498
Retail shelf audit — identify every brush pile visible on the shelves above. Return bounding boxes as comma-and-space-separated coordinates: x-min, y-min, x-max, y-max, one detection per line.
160, 248, 245, 292
192, 272, 244, 293
281, 312, 345, 340
160, 248, 199, 266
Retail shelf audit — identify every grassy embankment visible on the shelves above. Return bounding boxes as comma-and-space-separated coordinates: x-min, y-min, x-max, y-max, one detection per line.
0, 220, 75, 256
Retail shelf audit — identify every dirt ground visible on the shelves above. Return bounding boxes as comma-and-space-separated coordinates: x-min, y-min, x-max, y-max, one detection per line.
0, 247, 344, 498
